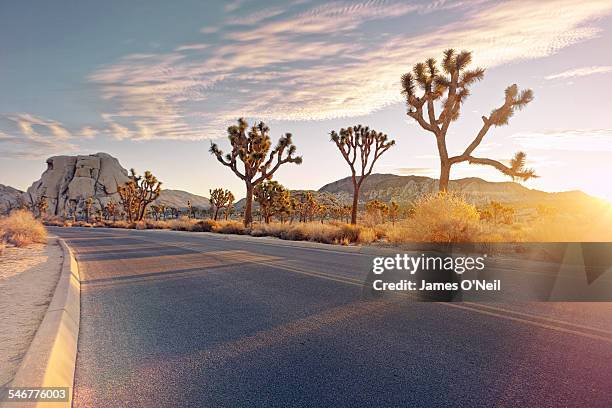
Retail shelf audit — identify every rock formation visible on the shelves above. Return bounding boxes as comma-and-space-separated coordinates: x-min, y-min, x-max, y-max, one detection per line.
0, 184, 25, 214
25, 153, 130, 217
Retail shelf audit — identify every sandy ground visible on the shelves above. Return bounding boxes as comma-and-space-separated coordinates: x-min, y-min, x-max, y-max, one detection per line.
0, 238, 63, 387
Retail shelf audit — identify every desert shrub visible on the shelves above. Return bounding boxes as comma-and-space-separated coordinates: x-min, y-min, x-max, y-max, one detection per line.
72, 221, 94, 228
249, 222, 370, 245
194, 219, 218, 232
357, 227, 377, 244
166, 216, 197, 231
143, 220, 170, 230
0, 209, 47, 247
250, 223, 284, 237
44, 216, 65, 227
215, 220, 245, 234
388, 193, 481, 243
134, 221, 147, 230
110, 220, 130, 229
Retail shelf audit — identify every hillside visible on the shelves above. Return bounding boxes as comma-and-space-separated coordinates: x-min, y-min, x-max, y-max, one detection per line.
154, 190, 210, 210
318, 174, 594, 206
233, 173, 601, 211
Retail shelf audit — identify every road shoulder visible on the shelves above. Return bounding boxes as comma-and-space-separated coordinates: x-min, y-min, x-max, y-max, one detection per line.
1, 239, 80, 408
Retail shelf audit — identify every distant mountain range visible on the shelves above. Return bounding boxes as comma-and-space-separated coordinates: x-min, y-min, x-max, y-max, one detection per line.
154, 189, 210, 210
318, 174, 595, 206
235, 173, 599, 210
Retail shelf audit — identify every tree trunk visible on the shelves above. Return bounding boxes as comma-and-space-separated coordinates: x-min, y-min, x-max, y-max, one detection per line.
244, 184, 254, 227
439, 161, 451, 192
351, 180, 360, 225
213, 207, 219, 220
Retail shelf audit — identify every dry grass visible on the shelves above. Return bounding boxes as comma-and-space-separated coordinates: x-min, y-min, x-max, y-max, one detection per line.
215, 220, 246, 234
0, 210, 47, 247
250, 222, 372, 245
41, 195, 612, 246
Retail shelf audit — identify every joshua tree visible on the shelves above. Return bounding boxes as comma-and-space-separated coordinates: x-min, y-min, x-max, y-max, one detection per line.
253, 180, 290, 223
210, 118, 302, 226
401, 49, 536, 192
84, 197, 94, 222
480, 201, 515, 225
118, 169, 162, 222
158, 204, 167, 220
294, 191, 319, 222
67, 200, 77, 222
388, 201, 400, 225
209, 188, 234, 220
35, 196, 48, 219
150, 205, 162, 221
104, 200, 119, 222
224, 192, 235, 220
316, 203, 329, 224
365, 199, 389, 224
331, 125, 395, 224
186, 200, 193, 218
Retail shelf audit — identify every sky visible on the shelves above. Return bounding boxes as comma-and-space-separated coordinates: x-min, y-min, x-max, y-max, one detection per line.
1, 0, 612, 201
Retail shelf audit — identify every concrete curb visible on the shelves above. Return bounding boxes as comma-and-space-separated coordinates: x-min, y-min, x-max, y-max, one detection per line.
2, 239, 80, 408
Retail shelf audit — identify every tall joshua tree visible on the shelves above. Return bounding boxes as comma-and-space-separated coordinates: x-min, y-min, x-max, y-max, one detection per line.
210, 118, 302, 226
331, 125, 395, 224
401, 49, 536, 192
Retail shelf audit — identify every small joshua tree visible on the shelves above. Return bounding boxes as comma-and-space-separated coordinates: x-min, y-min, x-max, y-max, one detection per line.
331, 125, 395, 224
84, 197, 94, 222
224, 192, 235, 220
209, 188, 234, 220
118, 169, 162, 222
388, 201, 400, 225
294, 191, 319, 222
36, 196, 48, 219
210, 118, 302, 226
401, 49, 536, 192
104, 200, 119, 222
186, 200, 193, 218
365, 199, 389, 224
253, 180, 290, 224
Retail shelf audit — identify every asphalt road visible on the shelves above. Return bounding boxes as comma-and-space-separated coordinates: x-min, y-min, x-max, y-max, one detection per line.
50, 227, 612, 407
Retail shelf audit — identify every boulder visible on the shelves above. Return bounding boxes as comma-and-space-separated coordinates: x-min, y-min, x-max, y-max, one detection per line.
0, 184, 25, 214
25, 153, 130, 217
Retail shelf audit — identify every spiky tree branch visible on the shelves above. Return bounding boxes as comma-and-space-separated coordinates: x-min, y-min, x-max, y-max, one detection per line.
401, 49, 536, 191
330, 125, 395, 224
210, 118, 302, 226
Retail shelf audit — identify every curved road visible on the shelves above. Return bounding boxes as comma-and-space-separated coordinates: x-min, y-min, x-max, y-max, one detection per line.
50, 227, 612, 407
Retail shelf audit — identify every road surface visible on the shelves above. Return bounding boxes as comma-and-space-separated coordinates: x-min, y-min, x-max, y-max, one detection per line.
50, 227, 612, 407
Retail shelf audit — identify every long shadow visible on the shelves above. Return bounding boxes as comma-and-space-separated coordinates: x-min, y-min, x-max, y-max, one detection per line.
75, 245, 198, 261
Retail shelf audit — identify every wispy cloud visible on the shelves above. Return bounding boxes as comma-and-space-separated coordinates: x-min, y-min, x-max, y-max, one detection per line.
545, 65, 612, 80
512, 129, 612, 152
87, 0, 612, 141
0, 114, 79, 159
